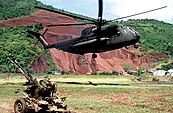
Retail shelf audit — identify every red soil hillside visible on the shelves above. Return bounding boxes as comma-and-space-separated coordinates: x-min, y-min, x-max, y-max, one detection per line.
0, 10, 168, 74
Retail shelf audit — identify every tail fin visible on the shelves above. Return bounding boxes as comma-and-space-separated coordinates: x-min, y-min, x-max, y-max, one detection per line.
28, 29, 49, 49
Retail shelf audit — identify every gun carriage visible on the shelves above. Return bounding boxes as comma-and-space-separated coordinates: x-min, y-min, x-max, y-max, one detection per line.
11, 60, 69, 113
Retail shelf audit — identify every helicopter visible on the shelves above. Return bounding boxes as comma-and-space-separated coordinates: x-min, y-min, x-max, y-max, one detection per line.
29, 0, 167, 58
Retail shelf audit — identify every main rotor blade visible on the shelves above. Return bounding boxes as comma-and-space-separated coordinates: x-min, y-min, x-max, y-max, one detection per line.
35, 6, 96, 23
97, 0, 103, 31
47, 22, 94, 27
109, 6, 167, 21
98, 0, 103, 19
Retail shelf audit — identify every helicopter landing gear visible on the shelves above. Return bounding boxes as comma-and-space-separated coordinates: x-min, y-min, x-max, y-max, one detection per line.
92, 53, 97, 58
133, 43, 139, 49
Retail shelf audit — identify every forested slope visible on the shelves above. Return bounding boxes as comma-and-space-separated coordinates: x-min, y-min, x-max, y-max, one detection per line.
0, 0, 56, 73
0, 26, 44, 72
0, 0, 41, 19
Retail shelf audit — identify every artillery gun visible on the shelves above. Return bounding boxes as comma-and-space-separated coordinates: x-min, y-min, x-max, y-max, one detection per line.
11, 60, 69, 113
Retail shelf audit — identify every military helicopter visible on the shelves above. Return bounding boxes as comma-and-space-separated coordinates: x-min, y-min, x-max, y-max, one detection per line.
29, 0, 167, 58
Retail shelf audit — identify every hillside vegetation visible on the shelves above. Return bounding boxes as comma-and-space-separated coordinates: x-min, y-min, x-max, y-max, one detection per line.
0, 0, 172, 73
0, 26, 44, 73
0, 0, 42, 19
0, 0, 55, 73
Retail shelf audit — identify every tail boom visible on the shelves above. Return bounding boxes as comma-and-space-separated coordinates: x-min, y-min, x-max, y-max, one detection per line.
28, 30, 49, 49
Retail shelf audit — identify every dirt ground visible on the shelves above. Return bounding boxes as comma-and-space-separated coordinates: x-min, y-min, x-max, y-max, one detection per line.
58, 86, 173, 113
99, 92, 173, 112
1, 75, 173, 113
1, 88, 173, 113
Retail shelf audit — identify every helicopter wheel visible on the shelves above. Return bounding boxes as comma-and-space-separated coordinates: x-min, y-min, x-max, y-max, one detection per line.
92, 53, 97, 58
133, 43, 139, 49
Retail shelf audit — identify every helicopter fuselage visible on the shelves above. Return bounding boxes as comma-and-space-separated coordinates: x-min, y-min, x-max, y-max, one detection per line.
47, 24, 140, 55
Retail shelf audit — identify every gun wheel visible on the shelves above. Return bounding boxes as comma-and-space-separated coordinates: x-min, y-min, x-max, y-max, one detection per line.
14, 98, 27, 113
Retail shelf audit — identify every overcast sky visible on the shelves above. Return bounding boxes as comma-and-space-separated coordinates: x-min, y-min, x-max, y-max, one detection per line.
37, 0, 173, 24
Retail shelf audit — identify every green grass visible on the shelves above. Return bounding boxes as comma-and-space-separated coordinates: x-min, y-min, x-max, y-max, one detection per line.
0, 83, 23, 113
0, 73, 173, 113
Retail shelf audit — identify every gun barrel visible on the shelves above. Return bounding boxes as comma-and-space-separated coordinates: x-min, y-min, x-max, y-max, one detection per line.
10, 60, 33, 83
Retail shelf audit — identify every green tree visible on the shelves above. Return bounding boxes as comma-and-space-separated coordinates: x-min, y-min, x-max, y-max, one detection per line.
122, 64, 130, 72
0, 26, 44, 72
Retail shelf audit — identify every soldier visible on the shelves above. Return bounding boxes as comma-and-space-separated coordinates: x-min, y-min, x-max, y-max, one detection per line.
39, 76, 56, 97
24, 78, 42, 99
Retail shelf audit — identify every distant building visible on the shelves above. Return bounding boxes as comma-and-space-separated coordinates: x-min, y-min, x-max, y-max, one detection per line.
153, 70, 167, 76
167, 69, 173, 76
52, 71, 61, 75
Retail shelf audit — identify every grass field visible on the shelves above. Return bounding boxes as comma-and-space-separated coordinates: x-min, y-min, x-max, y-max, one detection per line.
0, 73, 173, 113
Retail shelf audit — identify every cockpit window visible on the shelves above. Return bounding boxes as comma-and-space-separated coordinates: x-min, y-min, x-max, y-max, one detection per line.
123, 29, 127, 33
129, 27, 135, 31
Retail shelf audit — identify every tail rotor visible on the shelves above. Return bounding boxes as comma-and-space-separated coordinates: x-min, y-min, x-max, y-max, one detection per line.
28, 28, 49, 49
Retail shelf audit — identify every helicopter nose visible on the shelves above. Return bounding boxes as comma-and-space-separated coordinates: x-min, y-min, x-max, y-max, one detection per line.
127, 27, 140, 41
133, 31, 140, 49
